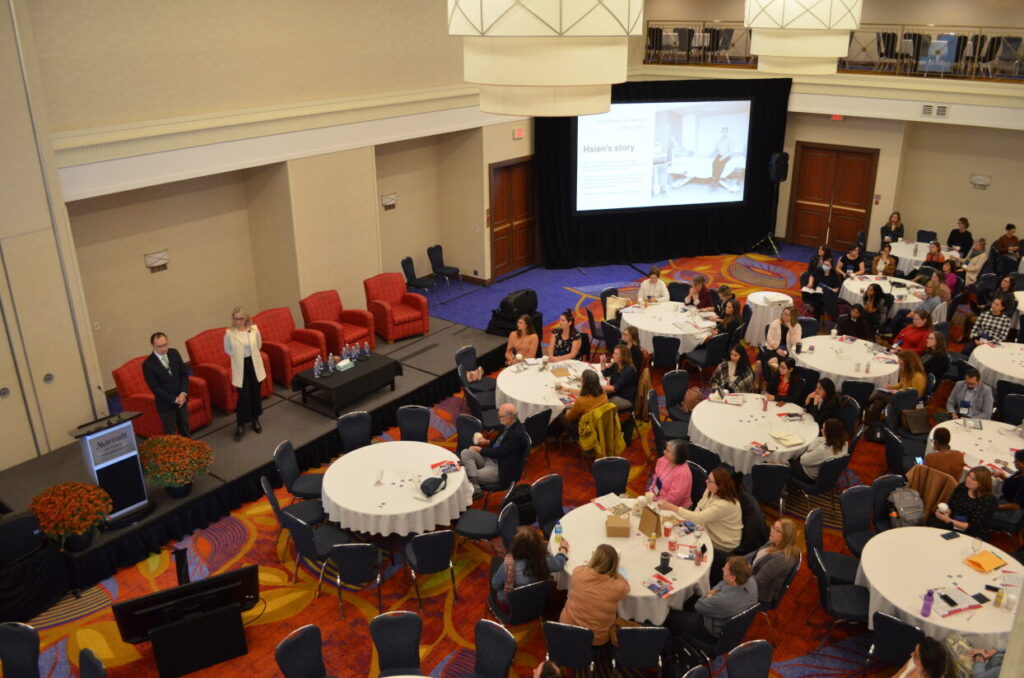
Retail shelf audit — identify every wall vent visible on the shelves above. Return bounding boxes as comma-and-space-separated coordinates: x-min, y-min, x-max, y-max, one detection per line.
921, 104, 950, 118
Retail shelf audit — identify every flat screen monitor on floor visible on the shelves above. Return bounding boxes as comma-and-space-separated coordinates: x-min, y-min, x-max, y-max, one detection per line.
112, 564, 260, 644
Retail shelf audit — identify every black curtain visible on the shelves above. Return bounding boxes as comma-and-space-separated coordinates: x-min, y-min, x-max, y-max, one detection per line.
536, 78, 792, 268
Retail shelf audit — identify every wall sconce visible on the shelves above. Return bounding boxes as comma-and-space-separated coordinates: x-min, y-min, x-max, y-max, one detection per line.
970, 174, 991, 190
144, 249, 169, 273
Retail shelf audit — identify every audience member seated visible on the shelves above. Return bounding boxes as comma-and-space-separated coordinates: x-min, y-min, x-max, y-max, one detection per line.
742, 518, 800, 606
862, 283, 889, 334
664, 556, 758, 646
893, 310, 933, 355
806, 259, 841, 318
976, 275, 1017, 317
866, 351, 926, 423
805, 378, 842, 425
994, 222, 1019, 257
807, 244, 832, 275
963, 238, 988, 286
758, 306, 801, 380
460, 404, 528, 499
715, 285, 736, 316
915, 279, 945, 317
505, 314, 539, 365
559, 544, 631, 646
944, 368, 994, 420
491, 526, 568, 607
785, 418, 848, 483
880, 211, 905, 244
892, 638, 949, 678
621, 326, 647, 372
940, 259, 961, 296
968, 648, 1006, 678
992, 450, 1024, 535
946, 216, 974, 255
716, 299, 742, 338
646, 439, 693, 509
920, 331, 950, 383
837, 304, 873, 341
764, 357, 803, 405
548, 309, 582, 363
600, 343, 638, 411
711, 344, 756, 394
556, 369, 608, 438
638, 267, 670, 304
923, 427, 965, 480
837, 244, 866, 277
929, 466, 997, 539
661, 468, 743, 575
871, 243, 899, 276
684, 274, 714, 310
964, 297, 1012, 355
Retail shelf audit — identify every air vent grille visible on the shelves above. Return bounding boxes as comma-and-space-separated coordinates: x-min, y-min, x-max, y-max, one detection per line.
921, 104, 950, 118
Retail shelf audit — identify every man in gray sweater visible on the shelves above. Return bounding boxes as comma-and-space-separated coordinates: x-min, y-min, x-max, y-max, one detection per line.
665, 556, 759, 644
945, 369, 994, 420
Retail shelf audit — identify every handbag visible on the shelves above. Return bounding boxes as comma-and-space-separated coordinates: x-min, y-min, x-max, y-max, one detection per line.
420, 473, 448, 498
900, 408, 931, 435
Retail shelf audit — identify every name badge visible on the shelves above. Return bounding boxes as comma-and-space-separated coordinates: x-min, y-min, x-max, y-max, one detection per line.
959, 400, 971, 416
654, 477, 664, 495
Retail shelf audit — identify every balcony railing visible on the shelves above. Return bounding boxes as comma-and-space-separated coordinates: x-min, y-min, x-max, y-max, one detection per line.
644, 21, 1024, 82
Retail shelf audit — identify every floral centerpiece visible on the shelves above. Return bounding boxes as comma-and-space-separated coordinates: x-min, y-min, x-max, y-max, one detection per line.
30, 481, 112, 550
139, 435, 214, 497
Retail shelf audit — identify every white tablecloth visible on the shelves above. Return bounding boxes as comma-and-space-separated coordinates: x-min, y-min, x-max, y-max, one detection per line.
888, 241, 959, 274
839, 275, 925, 318
548, 498, 712, 624
619, 302, 716, 355
855, 526, 1016, 648
688, 396, 820, 474
321, 441, 472, 536
926, 420, 1023, 481
968, 343, 1024, 389
495, 359, 600, 424
793, 335, 899, 390
744, 291, 793, 346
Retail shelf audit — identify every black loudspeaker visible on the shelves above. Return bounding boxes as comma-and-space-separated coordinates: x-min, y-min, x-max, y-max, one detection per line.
768, 152, 789, 183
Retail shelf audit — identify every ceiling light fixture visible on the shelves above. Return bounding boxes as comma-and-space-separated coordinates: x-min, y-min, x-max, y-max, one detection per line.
745, 0, 863, 75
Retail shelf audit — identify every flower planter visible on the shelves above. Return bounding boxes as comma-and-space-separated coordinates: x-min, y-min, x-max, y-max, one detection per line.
63, 531, 94, 553
165, 483, 193, 499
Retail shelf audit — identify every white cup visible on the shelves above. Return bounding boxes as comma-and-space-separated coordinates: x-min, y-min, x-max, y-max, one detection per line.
515, 352, 523, 362
937, 502, 950, 514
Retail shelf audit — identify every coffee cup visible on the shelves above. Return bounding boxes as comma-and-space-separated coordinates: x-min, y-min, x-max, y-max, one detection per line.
937, 502, 950, 514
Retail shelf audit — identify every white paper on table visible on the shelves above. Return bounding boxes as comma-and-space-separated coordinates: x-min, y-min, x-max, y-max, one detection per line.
524, 358, 541, 366
769, 430, 805, 447
592, 493, 622, 510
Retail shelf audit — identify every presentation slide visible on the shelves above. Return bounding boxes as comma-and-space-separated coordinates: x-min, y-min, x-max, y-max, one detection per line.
576, 100, 751, 212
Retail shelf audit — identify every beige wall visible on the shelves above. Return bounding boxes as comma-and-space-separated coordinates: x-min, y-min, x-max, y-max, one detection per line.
482, 120, 535, 280
25, 0, 465, 132
776, 113, 908, 250
897, 123, 1024, 247
69, 174, 259, 379
439, 129, 487, 279
288, 148, 382, 308
375, 138, 444, 278
244, 164, 300, 319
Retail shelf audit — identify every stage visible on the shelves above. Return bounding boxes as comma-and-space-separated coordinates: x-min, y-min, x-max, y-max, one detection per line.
0, 317, 506, 621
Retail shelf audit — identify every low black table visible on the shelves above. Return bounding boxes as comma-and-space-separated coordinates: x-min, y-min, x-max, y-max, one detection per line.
291, 354, 403, 416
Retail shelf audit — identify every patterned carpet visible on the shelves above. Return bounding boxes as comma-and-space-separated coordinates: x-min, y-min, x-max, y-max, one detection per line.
28, 251, 1007, 678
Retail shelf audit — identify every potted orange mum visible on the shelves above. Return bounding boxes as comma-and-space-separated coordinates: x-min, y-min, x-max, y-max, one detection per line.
30, 481, 113, 552
139, 435, 214, 499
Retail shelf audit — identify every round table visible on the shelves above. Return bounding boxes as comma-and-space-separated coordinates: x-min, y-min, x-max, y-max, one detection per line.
839, 275, 925, 318
926, 420, 1024, 477
888, 241, 959, 274
967, 343, 1024, 389
619, 302, 716, 356
495, 359, 600, 424
744, 291, 793, 346
321, 441, 472, 535
688, 396, 820, 474
548, 498, 712, 624
793, 335, 899, 390
855, 526, 1016, 647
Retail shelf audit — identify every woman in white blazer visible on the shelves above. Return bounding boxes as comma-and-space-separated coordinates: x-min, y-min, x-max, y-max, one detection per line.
757, 306, 802, 385
224, 306, 267, 440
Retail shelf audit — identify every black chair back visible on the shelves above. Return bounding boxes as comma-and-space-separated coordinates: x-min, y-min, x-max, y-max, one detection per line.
275, 624, 327, 678
840, 380, 874, 411
585, 306, 600, 342
840, 485, 873, 547
613, 626, 669, 670
578, 332, 592, 361
882, 428, 910, 476
497, 502, 519, 550
543, 621, 594, 671
797, 316, 819, 337
463, 384, 485, 420
687, 443, 721, 472
663, 369, 689, 412
916, 229, 937, 242
274, 440, 301, 491
709, 604, 761, 658
885, 389, 920, 430
868, 611, 924, 668
703, 333, 731, 367
871, 474, 905, 529
371, 611, 422, 676
750, 463, 790, 513
731, 321, 747, 346
601, 321, 621, 350
397, 405, 430, 443
668, 281, 690, 302
805, 508, 825, 556
523, 409, 550, 454
742, 302, 752, 324
1003, 394, 1024, 425
838, 396, 861, 438
0, 622, 40, 678
531, 474, 564, 537
600, 287, 618, 318
652, 335, 681, 369
688, 461, 707, 506
761, 554, 801, 613
793, 367, 820, 403
811, 454, 851, 495
649, 407, 667, 453
408, 530, 455, 575
503, 579, 552, 626
996, 379, 1024, 419
592, 456, 630, 496
261, 475, 287, 523
473, 620, 517, 678
79, 648, 106, 678
455, 344, 479, 371
456, 414, 483, 454
329, 543, 382, 591
336, 411, 372, 453
725, 639, 774, 678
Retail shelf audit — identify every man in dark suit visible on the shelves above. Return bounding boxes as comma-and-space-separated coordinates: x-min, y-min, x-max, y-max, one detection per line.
460, 403, 528, 499
143, 332, 191, 436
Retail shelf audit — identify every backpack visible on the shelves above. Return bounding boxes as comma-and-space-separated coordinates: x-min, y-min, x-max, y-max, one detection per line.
503, 484, 536, 526
887, 487, 924, 527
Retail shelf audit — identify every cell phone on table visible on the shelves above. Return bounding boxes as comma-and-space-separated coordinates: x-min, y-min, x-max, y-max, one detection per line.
985, 584, 1000, 592
939, 593, 958, 607
973, 592, 991, 604
940, 531, 959, 540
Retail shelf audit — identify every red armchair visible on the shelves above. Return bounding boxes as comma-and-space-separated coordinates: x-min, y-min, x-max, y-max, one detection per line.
299, 290, 376, 354
363, 273, 430, 343
112, 357, 212, 438
252, 307, 326, 388
185, 328, 274, 413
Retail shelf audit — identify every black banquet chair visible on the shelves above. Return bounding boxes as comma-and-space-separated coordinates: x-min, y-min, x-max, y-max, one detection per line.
681, 333, 730, 383
871, 473, 905, 532
79, 648, 107, 678
839, 485, 874, 557
0, 621, 40, 678
275, 624, 335, 678
592, 456, 630, 496
488, 579, 552, 626
809, 548, 869, 649
401, 256, 434, 295
663, 369, 690, 422
274, 439, 324, 501
688, 461, 708, 507
261, 474, 325, 533
725, 639, 774, 678
600, 287, 620, 326
427, 244, 459, 289
280, 511, 350, 584
543, 621, 595, 675
405, 530, 457, 608
805, 507, 858, 585
371, 611, 424, 677
866, 611, 924, 672
336, 410, 372, 453
682, 604, 761, 666
397, 404, 431, 442
786, 453, 850, 509
613, 626, 670, 674
325, 542, 383, 617
466, 620, 517, 678
532, 474, 564, 538
455, 345, 497, 392
456, 413, 483, 454
652, 335, 681, 371
748, 463, 790, 515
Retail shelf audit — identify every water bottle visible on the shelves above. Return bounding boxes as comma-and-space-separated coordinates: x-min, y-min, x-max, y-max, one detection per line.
313, 355, 322, 378
363, 341, 370, 359
921, 589, 934, 617
342, 344, 350, 361
327, 353, 335, 372
553, 522, 563, 545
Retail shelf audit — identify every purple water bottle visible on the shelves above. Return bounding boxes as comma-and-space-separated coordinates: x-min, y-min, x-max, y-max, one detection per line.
921, 589, 934, 617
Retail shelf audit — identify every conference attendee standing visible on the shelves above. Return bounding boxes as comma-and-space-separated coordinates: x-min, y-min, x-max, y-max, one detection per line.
224, 306, 266, 441
143, 332, 190, 436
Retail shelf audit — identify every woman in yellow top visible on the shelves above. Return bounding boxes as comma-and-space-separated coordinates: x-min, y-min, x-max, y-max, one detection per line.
223, 306, 267, 441
556, 369, 608, 437
865, 350, 927, 423
504, 314, 539, 365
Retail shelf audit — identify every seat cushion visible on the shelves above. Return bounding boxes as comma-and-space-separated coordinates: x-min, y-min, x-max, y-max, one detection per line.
846, 531, 873, 557
340, 323, 370, 344
821, 551, 859, 585
662, 420, 690, 440
287, 341, 320, 365
456, 509, 498, 540
667, 406, 690, 423
468, 377, 497, 393
283, 499, 326, 526
829, 584, 870, 621
313, 524, 351, 559
684, 348, 708, 365
392, 304, 423, 324
290, 474, 324, 499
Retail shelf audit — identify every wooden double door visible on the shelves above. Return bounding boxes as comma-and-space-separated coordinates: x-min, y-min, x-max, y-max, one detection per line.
787, 142, 878, 253
490, 157, 536, 279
